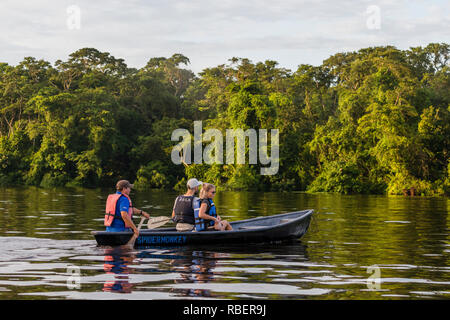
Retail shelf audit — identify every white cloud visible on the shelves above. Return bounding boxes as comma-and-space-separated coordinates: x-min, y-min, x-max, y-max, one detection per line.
0, 0, 448, 73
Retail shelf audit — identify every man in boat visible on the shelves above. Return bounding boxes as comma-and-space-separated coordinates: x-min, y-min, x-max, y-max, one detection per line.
105, 180, 150, 236
171, 178, 202, 231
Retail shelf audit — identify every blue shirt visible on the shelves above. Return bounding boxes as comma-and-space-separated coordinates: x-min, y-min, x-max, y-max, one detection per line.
106, 192, 131, 232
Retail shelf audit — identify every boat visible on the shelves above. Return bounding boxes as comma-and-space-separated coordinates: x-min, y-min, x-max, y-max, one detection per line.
92, 209, 314, 247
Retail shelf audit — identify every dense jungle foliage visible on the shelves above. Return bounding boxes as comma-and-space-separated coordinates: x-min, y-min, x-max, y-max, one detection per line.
0, 44, 448, 195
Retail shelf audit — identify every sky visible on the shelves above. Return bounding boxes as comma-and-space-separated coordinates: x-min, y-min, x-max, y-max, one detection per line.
0, 0, 449, 74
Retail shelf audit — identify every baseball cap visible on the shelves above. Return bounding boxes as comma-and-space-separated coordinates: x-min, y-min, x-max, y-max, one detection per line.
116, 180, 134, 190
187, 178, 203, 189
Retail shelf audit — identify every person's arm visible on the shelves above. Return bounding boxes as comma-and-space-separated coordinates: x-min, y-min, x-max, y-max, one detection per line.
121, 211, 138, 234
198, 202, 219, 223
118, 196, 139, 234
132, 207, 150, 219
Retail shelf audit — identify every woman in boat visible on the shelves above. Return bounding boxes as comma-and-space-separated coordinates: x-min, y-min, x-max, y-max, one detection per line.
195, 183, 232, 231
104, 180, 150, 236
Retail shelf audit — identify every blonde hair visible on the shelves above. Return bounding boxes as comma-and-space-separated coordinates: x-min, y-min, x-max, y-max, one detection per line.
200, 183, 215, 199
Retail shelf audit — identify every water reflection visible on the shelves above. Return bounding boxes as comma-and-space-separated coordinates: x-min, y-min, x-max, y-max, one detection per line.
169, 250, 222, 298
102, 247, 136, 294
98, 246, 228, 297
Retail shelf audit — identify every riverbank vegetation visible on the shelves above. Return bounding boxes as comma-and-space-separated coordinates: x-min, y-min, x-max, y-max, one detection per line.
0, 44, 448, 195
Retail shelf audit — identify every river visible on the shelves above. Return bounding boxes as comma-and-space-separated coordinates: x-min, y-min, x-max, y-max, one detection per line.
0, 187, 448, 299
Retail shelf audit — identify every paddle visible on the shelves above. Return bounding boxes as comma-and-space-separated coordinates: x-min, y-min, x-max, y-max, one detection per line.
146, 216, 172, 229
137, 216, 173, 230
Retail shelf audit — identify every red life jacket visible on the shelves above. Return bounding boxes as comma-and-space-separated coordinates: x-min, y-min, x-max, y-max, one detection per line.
104, 193, 133, 227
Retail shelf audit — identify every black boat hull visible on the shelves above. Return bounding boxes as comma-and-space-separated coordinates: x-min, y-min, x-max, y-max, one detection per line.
92, 209, 313, 247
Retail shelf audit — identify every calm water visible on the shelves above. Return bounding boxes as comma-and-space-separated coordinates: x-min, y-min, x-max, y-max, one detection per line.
0, 187, 448, 300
